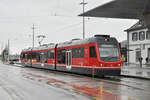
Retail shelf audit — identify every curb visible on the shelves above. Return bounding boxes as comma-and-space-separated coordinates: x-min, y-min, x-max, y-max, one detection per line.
120, 74, 150, 80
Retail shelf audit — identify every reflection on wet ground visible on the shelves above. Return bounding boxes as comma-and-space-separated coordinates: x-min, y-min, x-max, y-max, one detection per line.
23, 71, 139, 100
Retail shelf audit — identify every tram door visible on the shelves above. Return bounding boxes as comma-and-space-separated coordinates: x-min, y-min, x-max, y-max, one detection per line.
25, 54, 28, 62
40, 52, 45, 67
25, 54, 28, 65
66, 50, 72, 70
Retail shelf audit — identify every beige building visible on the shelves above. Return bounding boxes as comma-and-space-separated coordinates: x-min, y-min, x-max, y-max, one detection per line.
126, 21, 150, 64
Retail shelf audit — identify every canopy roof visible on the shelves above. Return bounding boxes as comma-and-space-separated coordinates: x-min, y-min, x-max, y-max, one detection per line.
79, 0, 150, 19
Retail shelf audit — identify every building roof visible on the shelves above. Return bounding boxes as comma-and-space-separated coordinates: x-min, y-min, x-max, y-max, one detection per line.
125, 20, 147, 32
79, 0, 150, 19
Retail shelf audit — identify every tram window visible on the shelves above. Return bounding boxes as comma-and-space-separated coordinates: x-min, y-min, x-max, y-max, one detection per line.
80, 47, 84, 58
57, 49, 66, 64
72, 47, 84, 58
21, 54, 25, 58
32, 52, 36, 59
20, 54, 22, 58
20, 54, 23, 59
72, 48, 76, 58
23, 54, 25, 58
25, 54, 27, 60
50, 50, 54, 59
48, 50, 54, 59
27, 53, 31, 60
36, 52, 40, 62
48, 51, 50, 59
89, 46, 97, 58
44, 52, 48, 60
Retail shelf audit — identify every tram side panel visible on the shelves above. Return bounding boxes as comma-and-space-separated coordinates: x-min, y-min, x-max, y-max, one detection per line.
44, 49, 55, 70
20, 36, 122, 76
20, 51, 32, 67
31, 51, 41, 68
55, 44, 95, 75
70, 43, 122, 76
71, 44, 93, 75
20, 53, 26, 66
31, 51, 44, 68
31, 49, 56, 70
55, 47, 68, 71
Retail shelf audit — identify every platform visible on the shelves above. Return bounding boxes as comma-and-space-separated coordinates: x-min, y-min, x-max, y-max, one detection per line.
121, 64, 150, 79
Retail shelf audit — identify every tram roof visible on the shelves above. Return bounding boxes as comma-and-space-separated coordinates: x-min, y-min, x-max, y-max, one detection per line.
79, 0, 150, 19
57, 38, 94, 48
21, 36, 118, 52
57, 36, 118, 48
22, 43, 55, 52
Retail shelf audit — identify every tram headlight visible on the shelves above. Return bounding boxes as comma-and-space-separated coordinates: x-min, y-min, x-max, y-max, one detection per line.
100, 64, 104, 67
117, 64, 121, 66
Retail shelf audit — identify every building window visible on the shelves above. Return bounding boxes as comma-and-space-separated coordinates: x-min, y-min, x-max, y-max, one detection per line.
89, 46, 97, 58
72, 47, 84, 58
146, 31, 150, 40
139, 31, 145, 41
132, 32, 138, 41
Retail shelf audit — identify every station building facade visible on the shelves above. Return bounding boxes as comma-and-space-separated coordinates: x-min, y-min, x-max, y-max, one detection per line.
126, 21, 150, 64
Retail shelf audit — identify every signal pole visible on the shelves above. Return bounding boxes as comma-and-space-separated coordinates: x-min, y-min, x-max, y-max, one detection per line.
80, 0, 87, 39
32, 24, 35, 48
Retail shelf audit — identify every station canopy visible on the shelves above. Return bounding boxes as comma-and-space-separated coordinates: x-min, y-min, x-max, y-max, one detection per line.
79, 0, 150, 20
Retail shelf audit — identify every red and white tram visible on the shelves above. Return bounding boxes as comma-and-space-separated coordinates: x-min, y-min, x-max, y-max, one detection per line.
20, 35, 122, 76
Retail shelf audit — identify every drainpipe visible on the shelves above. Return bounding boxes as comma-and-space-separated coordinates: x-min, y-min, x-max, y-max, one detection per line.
127, 31, 130, 65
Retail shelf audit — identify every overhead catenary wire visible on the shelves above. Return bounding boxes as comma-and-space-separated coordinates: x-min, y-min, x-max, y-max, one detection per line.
48, 22, 83, 33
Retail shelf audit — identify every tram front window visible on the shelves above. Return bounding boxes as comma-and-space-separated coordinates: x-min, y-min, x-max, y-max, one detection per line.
99, 44, 120, 62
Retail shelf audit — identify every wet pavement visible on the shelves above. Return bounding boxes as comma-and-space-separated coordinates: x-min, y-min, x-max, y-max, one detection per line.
0, 63, 150, 100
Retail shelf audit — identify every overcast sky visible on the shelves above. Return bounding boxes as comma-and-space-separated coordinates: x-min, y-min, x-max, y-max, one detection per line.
0, 0, 138, 54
